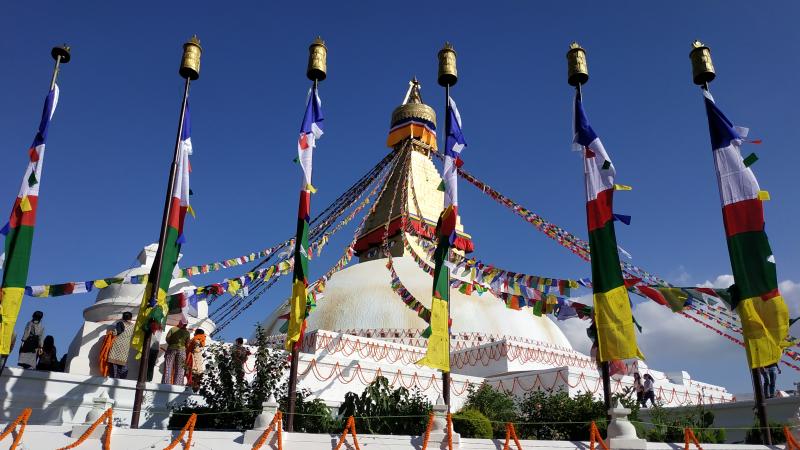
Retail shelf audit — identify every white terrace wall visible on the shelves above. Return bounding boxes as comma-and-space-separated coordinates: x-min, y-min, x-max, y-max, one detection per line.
5, 425, 777, 450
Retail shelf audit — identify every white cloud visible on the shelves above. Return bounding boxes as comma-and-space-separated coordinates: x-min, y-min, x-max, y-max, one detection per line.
697, 274, 734, 289
554, 276, 800, 393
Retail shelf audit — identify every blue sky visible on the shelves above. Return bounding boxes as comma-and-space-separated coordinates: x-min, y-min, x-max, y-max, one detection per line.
1, 2, 798, 394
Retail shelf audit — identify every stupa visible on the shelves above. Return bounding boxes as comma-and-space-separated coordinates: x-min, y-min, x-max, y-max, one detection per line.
259, 80, 733, 409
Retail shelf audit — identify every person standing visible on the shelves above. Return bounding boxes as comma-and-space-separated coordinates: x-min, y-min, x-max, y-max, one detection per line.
162, 320, 190, 385
642, 373, 656, 408
186, 329, 206, 392
18, 311, 44, 369
633, 372, 644, 406
763, 363, 780, 399
231, 337, 250, 381
36, 335, 58, 371
107, 312, 134, 379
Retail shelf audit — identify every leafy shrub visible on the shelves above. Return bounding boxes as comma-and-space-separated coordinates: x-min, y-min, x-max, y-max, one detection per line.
644, 405, 724, 444
169, 326, 288, 430
279, 389, 338, 433
462, 383, 517, 437
517, 390, 607, 440
338, 376, 431, 435
745, 420, 785, 445
452, 409, 493, 439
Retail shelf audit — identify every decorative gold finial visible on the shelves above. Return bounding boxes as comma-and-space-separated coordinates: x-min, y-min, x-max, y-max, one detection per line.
51, 44, 71, 64
566, 42, 588, 86
179, 35, 202, 80
307, 36, 327, 81
437, 42, 458, 87
689, 40, 715, 85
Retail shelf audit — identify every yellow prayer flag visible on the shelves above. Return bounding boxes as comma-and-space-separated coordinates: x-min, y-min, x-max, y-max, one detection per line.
19, 196, 32, 212
0, 287, 25, 354
187, 205, 197, 218
416, 297, 450, 371
594, 285, 645, 362
306, 184, 317, 194
285, 280, 307, 351
738, 294, 789, 369
94, 280, 109, 289
758, 190, 771, 201
614, 184, 633, 191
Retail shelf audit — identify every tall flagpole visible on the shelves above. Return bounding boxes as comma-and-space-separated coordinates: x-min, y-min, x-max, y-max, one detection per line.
689, 41, 772, 446
286, 36, 327, 433
130, 36, 202, 429
566, 42, 613, 419
437, 42, 458, 410
0, 44, 69, 368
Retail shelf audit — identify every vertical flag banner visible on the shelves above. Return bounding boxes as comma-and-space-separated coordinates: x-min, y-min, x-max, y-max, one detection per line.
574, 93, 643, 362
131, 103, 194, 356
0, 85, 59, 355
286, 86, 324, 352
702, 90, 789, 369
417, 96, 466, 371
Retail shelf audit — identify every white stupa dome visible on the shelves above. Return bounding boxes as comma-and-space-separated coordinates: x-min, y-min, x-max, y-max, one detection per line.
261, 255, 572, 349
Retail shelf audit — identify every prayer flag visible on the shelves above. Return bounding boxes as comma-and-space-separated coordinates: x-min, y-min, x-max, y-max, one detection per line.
702, 90, 788, 369
1, 85, 59, 355
286, 85, 324, 352
131, 101, 194, 357
417, 94, 467, 372
574, 93, 643, 362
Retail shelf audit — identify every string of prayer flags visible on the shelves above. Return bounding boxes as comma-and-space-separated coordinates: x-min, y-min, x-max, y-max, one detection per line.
574, 91, 643, 362
702, 90, 788, 369
1, 84, 59, 355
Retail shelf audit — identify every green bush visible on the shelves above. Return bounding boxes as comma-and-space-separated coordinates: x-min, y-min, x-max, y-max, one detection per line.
338, 376, 432, 435
644, 405, 724, 444
169, 326, 288, 430
745, 420, 785, 445
462, 383, 517, 437
452, 409, 493, 439
517, 390, 607, 440
279, 389, 338, 433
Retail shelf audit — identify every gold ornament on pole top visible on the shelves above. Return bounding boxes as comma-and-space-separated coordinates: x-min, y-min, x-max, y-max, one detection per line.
437, 42, 458, 87
566, 42, 588, 86
689, 40, 715, 85
180, 35, 203, 80
51, 44, 71, 64
307, 36, 327, 81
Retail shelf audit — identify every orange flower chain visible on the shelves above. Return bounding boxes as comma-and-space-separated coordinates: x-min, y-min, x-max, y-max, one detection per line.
0, 408, 31, 450
419, 412, 434, 450
503, 422, 523, 450
683, 427, 703, 450
57, 408, 113, 450
333, 415, 361, 450
164, 413, 197, 450
589, 421, 609, 450
251, 411, 283, 450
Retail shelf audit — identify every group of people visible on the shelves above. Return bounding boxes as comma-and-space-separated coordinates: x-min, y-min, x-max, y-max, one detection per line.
2, 311, 64, 373
100, 313, 208, 392
633, 372, 657, 408
161, 319, 206, 391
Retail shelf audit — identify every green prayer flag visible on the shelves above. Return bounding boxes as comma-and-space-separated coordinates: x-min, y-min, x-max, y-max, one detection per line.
743, 153, 759, 167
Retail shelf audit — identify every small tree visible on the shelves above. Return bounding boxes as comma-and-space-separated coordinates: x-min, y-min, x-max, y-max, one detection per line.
338, 376, 432, 435
461, 383, 518, 437
170, 326, 288, 430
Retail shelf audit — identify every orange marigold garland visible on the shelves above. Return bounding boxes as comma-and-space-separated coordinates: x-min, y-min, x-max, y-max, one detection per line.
420, 412, 434, 450
589, 421, 609, 450
57, 408, 113, 450
0, 408, 31, 450
333, 415, 361, 450
251, 411, 283, 450
164, 413, 197, 450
